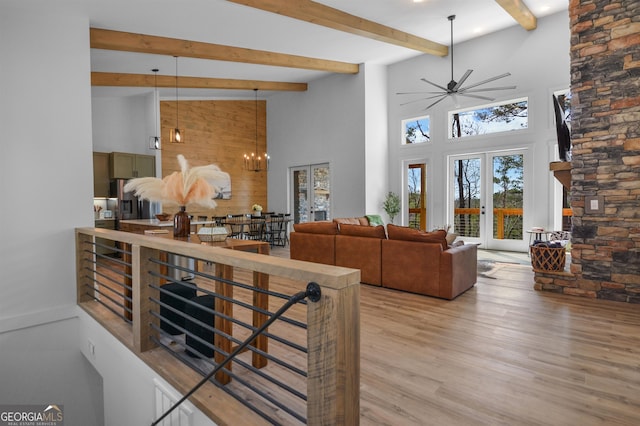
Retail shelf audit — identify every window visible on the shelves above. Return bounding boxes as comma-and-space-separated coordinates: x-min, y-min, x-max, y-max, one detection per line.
449, 98, 528, 139
402, 115, 430, 144
407, 163, 427, 229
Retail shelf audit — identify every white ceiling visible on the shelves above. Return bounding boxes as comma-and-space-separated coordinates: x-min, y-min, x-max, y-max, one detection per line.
60, 0, 567, 99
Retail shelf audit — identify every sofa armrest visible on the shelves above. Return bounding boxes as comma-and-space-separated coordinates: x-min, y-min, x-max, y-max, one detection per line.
439, 244, 478, 299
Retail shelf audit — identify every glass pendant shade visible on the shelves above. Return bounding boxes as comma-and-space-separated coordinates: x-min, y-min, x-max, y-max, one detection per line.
170, 128, 184, 143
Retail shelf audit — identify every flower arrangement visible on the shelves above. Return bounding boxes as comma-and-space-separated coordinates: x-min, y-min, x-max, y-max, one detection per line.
124, 154, 230, 208
252, 204, 263, 212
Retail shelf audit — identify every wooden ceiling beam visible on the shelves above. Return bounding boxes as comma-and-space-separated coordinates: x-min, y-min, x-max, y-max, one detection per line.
91, 72, 308, 92
90, 28, 358, 74
495, 0, 537, 30
227, 0, 448, 57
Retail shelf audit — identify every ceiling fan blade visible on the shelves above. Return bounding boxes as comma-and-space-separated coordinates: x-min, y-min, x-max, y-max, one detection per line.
399, 93, 450, 106
420, 78, 449, 92
423, 94, 449, 110
461, 72, 511, 91
452, 70, 473, 91
456, 93, 495, 101
459, 86, 516, 94
397, 90, 448, 95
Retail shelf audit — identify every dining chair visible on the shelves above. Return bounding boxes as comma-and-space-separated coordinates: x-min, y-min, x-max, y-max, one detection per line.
224, 214, 246, 239
246, 217, 266, 241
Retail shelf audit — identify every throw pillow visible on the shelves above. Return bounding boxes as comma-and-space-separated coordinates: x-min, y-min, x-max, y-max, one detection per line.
293, 221, 339, 235
445, 232, 458, 245
386, 224, 447, 250
339, 224, 386, 239
365, 214, 385, 226
333, 217, 362, 225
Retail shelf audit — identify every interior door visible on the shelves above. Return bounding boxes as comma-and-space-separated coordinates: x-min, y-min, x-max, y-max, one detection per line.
291, 163, 331, 224
449, 150, 527, 251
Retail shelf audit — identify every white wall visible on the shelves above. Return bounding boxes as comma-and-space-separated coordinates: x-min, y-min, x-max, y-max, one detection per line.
0, 4, 100, 424
387, 11, 570, 239
267, 71, 367, 218
92, 93, 162, 174
0, 4, 207, 424
363, 63, 390, 217
78, 309, 216, 426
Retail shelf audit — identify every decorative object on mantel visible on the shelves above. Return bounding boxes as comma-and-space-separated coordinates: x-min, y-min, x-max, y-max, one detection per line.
149, 68, 161, 150
552, 93, 571, 161
124, 155, 230, 237
252, 203, 263, 216
170, 56, 184, 144
243, 89, 269, 171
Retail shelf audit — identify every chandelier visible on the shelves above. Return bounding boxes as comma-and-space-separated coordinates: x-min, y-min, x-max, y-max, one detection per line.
243, 89, 269, 171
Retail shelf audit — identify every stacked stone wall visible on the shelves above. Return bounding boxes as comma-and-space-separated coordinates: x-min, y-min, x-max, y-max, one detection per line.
538, 0, 640, 302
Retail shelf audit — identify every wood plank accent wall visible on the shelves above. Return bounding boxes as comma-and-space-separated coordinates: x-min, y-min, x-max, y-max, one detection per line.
160, 99, 267, 218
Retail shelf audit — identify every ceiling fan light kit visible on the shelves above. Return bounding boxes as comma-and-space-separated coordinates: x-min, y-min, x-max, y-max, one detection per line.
398, 14, 516, 110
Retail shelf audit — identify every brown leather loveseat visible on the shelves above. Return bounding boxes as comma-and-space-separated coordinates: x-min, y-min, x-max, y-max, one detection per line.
290, 218, 477, 300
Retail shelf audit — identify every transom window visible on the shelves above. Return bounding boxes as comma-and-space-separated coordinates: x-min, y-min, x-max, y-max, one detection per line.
402, 115, 430, 144
449, 97, 528, 139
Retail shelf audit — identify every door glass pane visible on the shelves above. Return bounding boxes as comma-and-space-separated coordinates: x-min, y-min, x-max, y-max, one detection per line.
293, 169, 308, 223
492, 154, 523, 240
312, 166, 330, 221
408, 164, 426, 229
453, 158, 481, 237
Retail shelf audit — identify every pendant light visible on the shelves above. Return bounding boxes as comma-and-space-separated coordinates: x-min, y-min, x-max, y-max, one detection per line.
243, 89, 269, 171
148, 68, 161, 150
170, 56, 184, 143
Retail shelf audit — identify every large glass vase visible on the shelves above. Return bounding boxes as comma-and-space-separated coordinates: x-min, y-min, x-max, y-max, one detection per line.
173, 206, 190, 237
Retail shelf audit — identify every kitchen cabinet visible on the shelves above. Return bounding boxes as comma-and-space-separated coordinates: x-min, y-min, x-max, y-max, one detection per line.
110, 152, 156, 178
93, 152, 111, 197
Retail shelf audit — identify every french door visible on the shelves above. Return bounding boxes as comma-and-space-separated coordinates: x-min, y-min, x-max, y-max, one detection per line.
448, 149, 528, 251
290, 163, 331, 224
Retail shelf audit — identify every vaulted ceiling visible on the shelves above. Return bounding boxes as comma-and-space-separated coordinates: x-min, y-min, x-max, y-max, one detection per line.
83, 0, 568, 99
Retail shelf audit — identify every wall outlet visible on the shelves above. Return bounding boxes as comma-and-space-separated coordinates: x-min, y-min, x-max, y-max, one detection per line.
87, 340, 96, 360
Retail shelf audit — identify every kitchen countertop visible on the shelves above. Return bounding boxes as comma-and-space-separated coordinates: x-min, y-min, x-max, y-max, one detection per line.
119, 218, 215, 227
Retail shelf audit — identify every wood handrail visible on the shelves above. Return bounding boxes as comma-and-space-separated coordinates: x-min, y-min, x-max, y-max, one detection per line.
76, 227, 360, 425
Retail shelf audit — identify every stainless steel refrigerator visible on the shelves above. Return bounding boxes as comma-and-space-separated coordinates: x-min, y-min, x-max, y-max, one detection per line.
110, 179, 153, 222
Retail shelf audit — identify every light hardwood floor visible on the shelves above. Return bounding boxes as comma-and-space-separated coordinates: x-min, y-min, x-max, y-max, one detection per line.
92, 247, 640, 425
269, 247, 640, 425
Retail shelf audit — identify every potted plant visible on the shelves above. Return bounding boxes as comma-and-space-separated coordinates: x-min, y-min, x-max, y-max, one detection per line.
383, 192, 401, 224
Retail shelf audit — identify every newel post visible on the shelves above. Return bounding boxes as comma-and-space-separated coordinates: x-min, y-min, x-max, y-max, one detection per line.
307, 278, 360, 425
132, 244, 162, 353
76, 231, 95, 304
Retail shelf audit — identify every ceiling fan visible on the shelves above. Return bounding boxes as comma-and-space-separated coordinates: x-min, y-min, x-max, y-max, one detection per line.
398, 15, 516, 110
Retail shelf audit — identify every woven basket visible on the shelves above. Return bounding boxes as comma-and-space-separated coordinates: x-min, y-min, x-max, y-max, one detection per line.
530, 245, 566, 271
197, 226, 229, 242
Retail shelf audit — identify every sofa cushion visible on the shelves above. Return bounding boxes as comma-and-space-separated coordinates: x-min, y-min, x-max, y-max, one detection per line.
340, 224, 386, 239
386, 224, 447, 250
334, 217, 369, 226
293, 221, 338, 234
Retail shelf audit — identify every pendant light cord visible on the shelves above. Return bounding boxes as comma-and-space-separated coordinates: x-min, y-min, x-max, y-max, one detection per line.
449, 15, 455, 83
254, 88, 258, 154
175, 56, 179, 130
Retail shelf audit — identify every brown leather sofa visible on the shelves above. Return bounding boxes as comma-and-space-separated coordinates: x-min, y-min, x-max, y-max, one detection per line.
290, 218, 477, 300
